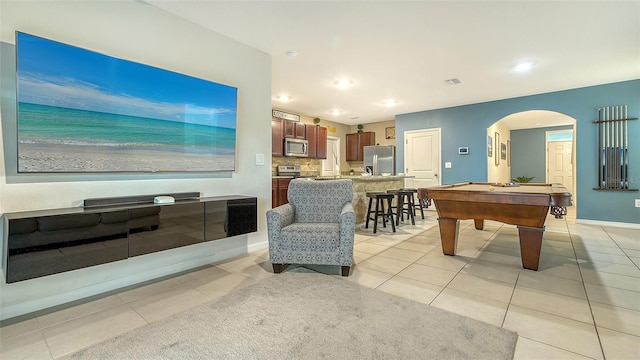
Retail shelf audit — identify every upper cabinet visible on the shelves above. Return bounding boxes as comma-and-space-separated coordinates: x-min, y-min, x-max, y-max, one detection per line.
284, 121, 306, 139
306, 124, 328, 159
316, 126, 327, 159
271, 117, 284, 156
272, 118, 327, 159
346, 132, 375, 161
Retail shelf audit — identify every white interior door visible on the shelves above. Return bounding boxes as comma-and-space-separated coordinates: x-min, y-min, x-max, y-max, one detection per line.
404, 128, 441, 189
547, 140, 573, 193
322, 136, 340, 176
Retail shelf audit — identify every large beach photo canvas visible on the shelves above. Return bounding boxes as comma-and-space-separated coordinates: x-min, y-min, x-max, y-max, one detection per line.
16, 32, 237, 173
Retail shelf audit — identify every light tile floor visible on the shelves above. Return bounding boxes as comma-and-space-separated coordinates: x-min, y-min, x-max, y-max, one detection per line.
1, 208, 639, 359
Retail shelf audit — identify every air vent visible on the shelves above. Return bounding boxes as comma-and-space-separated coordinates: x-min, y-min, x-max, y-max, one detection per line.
444, 78, 462, 85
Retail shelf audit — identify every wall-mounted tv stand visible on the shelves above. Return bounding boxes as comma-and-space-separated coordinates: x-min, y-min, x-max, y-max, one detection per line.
3, 193, 257, 283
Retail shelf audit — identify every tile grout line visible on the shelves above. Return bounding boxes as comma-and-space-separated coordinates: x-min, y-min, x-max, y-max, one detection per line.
500, 271, 520, 330
570, 223, 608, 360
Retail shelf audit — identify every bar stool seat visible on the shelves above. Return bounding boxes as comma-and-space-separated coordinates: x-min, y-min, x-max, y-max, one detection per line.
387, 189, 415, 225
365, 192, 396, 233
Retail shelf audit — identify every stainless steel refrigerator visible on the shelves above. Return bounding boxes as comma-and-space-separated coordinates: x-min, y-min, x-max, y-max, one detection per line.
364, 145, 396, 176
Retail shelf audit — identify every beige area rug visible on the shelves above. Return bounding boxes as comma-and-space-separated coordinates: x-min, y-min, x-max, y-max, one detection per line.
65, 269, 517, 359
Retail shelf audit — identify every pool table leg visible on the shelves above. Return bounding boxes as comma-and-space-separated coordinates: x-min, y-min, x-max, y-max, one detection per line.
474, 219, 484, 230
438, 218, 459, 255
517, 225, 544, 271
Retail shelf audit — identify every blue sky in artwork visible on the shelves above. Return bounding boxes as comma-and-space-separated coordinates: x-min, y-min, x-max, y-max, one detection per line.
16, 32, 237, 129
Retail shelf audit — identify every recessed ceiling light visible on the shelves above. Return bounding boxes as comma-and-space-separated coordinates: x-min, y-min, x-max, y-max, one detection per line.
276, 95, 291, 102
334, 79, 353, 89
514, 62, 534, 73
330, 109, 343, 116
383, 99, 397, 107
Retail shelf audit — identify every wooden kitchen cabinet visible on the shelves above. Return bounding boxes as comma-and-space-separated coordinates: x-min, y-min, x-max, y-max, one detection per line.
271, 178, 278, 208
316, 126, 327, 159
305, 125, 328, 159
284, 121, 306, 139
272, 178, 292, 208
346, 131, 375, 161
278, 178, 291, 206
272, 118, 284, 156
306, 125, 317, 158
274, 120, 327, 159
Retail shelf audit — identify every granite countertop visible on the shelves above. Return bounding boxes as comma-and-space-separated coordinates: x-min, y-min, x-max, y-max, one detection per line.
314, 175, 414, 181
273, 175, 414, 181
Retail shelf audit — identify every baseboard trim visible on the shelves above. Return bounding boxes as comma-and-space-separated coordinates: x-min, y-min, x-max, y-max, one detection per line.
575, 218, 640, 229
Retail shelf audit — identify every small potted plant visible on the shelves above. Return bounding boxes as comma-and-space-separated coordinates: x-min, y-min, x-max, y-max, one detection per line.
511, 176, 535, 183
357, 124, 363, 133
313, 117, 321, 125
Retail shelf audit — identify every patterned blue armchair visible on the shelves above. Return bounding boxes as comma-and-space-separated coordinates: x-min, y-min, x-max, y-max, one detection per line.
267, 179, 355, 276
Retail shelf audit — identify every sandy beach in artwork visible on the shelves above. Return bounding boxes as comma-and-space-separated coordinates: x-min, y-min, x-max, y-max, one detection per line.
18, 143, 235, 173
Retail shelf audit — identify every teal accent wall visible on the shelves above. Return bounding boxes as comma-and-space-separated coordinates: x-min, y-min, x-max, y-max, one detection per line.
511, 126, 573, 183
396, 79, 640, 224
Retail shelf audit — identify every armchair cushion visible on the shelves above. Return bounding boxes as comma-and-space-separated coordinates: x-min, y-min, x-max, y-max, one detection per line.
288, 179, 353, 223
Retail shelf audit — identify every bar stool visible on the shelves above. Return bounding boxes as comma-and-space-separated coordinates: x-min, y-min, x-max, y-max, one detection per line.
365, 192, 396, 233
401, 188, 425, 220
417, 188, 432, 218
387, 189, 415, 225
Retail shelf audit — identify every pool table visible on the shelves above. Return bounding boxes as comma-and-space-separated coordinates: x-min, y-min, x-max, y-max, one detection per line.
425, 182, 572, 270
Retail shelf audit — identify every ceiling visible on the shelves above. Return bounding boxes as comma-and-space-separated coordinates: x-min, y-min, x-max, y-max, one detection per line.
147, 1, 639, 128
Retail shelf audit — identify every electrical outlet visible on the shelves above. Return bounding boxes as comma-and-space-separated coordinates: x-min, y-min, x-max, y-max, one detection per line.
635, 199, 640, 208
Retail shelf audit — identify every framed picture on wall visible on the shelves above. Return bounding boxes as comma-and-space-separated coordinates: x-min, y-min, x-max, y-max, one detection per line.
507, 140, 511, 166
494, 132, 500, 165
487, 135, 493, 157
385, 127, 396, 139
501, 142, 507, 160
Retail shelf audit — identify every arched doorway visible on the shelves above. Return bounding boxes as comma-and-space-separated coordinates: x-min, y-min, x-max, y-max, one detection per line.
487, 110, 577, 201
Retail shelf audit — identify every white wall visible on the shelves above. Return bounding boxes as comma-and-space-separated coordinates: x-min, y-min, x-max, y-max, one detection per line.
0, 1, 272, 320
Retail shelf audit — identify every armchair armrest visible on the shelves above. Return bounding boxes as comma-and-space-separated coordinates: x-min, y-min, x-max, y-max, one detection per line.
340, 202, 355, 221
266, 203, 295, 245
339, 202, 356, 248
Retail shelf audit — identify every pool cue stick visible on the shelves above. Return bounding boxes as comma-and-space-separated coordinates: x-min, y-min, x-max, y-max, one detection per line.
625, 105, 628, 188
617, 106, 622, 189
616, 107, 619, 189
604, 107, 608, 188
620, 106, 624, 189
615, 106, 619, 188
598, 108, 603, 188
605, 106, 613, 189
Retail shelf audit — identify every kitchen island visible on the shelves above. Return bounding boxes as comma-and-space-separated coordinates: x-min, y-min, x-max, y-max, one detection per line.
314, 175, 414, 224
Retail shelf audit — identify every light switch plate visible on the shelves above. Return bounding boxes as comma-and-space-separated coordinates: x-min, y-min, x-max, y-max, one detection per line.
635, 199, 640, 207
255, 154, 265, 166
445, 162, 452, 169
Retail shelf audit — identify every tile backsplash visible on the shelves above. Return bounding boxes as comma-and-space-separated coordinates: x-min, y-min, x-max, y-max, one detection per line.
272, 156, 367, 176
272, 156, 321, 176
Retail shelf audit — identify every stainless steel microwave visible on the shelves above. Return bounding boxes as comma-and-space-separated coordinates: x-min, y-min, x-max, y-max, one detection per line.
284, 138, 308, 157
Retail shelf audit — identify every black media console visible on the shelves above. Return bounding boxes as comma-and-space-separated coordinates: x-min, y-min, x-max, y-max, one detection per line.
3, 193, 257, 283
